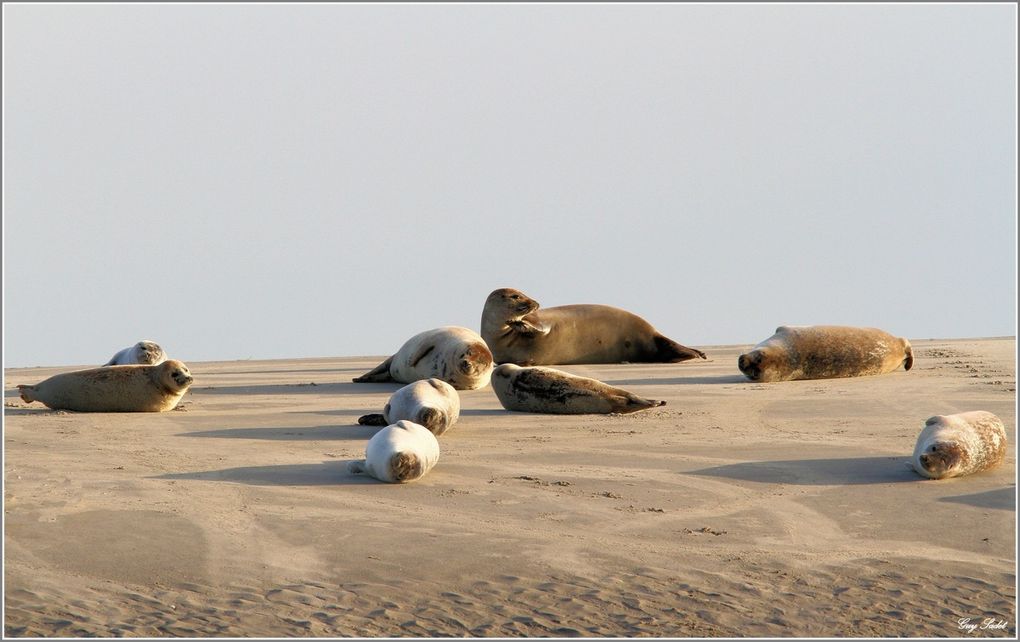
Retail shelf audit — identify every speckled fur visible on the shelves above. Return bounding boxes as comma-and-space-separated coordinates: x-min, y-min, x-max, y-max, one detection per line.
357, 378, 461, 436
490, 363, 666, 415
911, 411, 1007, 480
17, 360, 193, 412
353, 326, 493, 390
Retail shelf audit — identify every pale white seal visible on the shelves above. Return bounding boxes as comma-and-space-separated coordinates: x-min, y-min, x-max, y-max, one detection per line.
17, 360, 193, 412
353, 326, 493, 390
481, 288, 706, 366
104, 340, 167, 366
911, 411, 1007, 480
491, 363, 666, 414
737, 325, 913, 382
358, 378, 461, 436
349, 420, 441, 483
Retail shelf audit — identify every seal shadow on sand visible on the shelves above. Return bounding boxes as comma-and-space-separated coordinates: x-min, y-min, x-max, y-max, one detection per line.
191, 382, 400, 396
176, 424, 380, 441
604, 374, 748, 387
939, 486, 1016, 511
152, 460, 378, 486
689, 456, 919, 485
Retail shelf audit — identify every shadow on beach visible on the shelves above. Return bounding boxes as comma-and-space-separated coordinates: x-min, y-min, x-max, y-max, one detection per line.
152, 460, 379, 486
176, 424, 379, 441
939, 486, 1016, 511
604, 374, 748, 387
688, 456, 919, 485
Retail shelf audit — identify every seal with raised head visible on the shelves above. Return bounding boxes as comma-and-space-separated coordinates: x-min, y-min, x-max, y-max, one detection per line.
353, 326, 493, 390
737, 325, 913, 383
490, 363, 666, 414
349, 420, 441, 483
358, 378, 461, 436
104, 340, 167, 366
480, 288, 706, 366
17, 360, 194, 412
911, 411, 1007, 480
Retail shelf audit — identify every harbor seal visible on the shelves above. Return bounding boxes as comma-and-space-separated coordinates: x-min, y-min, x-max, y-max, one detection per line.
17, 360, 193, 412
353, 326, 493, 390
490, 363, 666, 414
911, 411, 1007, 480
358, 378, 461, 436
480, 288, 706, 366
104, 340, 167, 366
348, 420, 441, 483
737, 325, 913, 382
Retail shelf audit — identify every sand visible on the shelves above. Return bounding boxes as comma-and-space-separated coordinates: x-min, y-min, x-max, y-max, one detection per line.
3, 338, 1016, 637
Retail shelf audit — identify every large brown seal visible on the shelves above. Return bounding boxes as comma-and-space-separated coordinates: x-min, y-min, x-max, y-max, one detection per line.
358, 378, 461, 436
737, 325, 913, 382
911, 411, 1007, 480
348, 420, 441, 483
490, 363, 666, 414
353, 326, 493, 390
480, 288, 706, 366
17, 360, 194, 412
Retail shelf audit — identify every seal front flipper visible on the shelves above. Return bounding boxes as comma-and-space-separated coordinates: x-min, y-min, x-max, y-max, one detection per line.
653, 335, 707, 362
514, 314, 550, 337
353, 355, 396, 383
358, 413, 387, 426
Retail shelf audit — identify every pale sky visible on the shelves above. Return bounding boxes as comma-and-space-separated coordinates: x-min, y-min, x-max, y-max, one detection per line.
3, 3, 1017, 368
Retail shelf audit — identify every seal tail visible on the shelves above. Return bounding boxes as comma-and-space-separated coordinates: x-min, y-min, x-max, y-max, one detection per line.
353, 356, 396, 383
358, 413, 388, 426
17, 384, 37, 404
388, 451, 425, 483
654, 336, 706, 362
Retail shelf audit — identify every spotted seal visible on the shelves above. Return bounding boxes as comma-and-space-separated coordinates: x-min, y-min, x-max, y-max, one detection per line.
104, 340, 167, 366
349, 420, 441, 483
911, 411, 1007, 480
353, 326, 493, 390
490, 363, 666, 414
17, 360, 193, 412
358, 378, 461, 436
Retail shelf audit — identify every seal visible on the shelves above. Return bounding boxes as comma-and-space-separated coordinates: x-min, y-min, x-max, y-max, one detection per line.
104, 340, 167, 366
737, 325, 913, 382
348, 420, 441, 483
911, 411, 1007, 480
358, 378, 461, 436
480, 288, 706, 366
490, 363, 666, 414
353, 326, 493, 390
17, 360, 194, 412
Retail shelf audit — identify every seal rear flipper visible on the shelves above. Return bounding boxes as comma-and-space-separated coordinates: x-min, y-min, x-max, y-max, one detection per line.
353, 355, 396, 383
388, 451, 425, 483
903, 345, 914, 371
17, 384, 37, 404
611, 394, 666, 414
654, 336, 707, 362
358, 413, 387, 426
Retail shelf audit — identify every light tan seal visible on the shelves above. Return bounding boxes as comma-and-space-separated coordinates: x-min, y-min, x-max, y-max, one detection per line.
104, 340, 167, 366
17, 360, 194, 412
491, 363, 666, 414
737, 325, 913, 382
911, 411, 1007, 480
353, 326, 493, 390
480, 288, 706, 366
349, 420, 441, 483
358, 378, 461, 436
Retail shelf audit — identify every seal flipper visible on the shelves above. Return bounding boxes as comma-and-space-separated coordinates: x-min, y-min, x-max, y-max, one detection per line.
611, 393, 666, 414
653, 335, 707, 362
349, 460, 368, 474
358, 413, 387, 426
353, 355, 396, 383
17, 384, 37, 404
511, 314, 550, 337
903, 344, 914, 371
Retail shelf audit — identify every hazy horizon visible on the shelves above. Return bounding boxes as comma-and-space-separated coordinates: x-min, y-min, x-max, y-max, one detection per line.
4, 3, 1017, 368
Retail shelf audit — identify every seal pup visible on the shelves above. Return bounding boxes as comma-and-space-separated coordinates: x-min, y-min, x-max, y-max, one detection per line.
490, 363, 666, 414
349, 420, 441, 483
737, 325, 913, 382
17, 360, 193, 412
353, 326, 493, 390
911, 411, 1007, 480
104, 340, 167, 366
480, 287, 706, 366
358, 378, 461, 436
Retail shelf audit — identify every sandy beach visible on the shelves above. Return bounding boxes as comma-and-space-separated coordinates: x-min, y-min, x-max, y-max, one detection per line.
3, 337, 1015, 637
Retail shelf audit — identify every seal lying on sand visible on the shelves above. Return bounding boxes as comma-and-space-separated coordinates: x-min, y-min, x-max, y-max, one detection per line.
353, 326, 493, 390
737, 325, 913, 382
104, 340, 167, 366
480, 288, 706, 366
349, 420, 441, 483
490, 363, 666, 414
17, 360, 193, 412
358, 378, 461, 436
911, 411, 1007, 480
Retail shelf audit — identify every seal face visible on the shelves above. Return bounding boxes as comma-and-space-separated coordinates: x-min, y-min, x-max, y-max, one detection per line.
737, 325, 913, 382
490, 363, 666, 415
911, 411, 1007, 480
348, 420, 441, 483
353, 326, 493, 390
17, 360, 193, 412
480, 287, 706, 366
104, 340, 167, 366
358, 378, 461, 436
